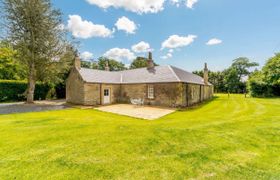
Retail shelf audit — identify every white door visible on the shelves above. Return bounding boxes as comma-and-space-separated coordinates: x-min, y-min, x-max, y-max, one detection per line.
103, 89, 110, 104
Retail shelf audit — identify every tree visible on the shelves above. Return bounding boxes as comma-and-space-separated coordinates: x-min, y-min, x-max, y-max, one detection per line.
81, 61, 92, 68
130, 57, 149, 69
262, 53, 280, 86
130, 57, 159, 69
0, 41, 23, 79
97, 57, 127, 71
231, 57, 259, 81
223, 67, 241, 93
3, 0, 72, 103
247, 70, 271, 97
248, 53, 280, 97
223, 57, 258, 93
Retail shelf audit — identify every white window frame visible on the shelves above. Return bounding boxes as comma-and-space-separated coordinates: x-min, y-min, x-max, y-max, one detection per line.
147, 85, 154, 99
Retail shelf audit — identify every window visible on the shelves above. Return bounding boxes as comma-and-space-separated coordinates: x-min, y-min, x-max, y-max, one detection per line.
104, 89, 109, 96
147, 85, 154, 99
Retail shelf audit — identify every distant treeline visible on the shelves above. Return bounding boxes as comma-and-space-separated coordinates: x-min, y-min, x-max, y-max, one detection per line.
193, 55, 280, 97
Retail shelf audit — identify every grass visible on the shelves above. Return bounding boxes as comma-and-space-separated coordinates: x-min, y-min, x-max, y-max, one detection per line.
0, 94, 279, 179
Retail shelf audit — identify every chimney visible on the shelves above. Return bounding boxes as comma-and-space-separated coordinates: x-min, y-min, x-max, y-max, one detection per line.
147, 52, 154, 69
204, 63, 209, 85
74, 56, 81, 70
105, 61, 110, 71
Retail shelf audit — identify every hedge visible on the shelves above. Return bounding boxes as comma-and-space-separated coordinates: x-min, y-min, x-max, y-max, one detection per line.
0, 80, 51, 102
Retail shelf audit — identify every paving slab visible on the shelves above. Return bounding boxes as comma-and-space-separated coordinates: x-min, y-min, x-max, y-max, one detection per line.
95, 104, 175, 120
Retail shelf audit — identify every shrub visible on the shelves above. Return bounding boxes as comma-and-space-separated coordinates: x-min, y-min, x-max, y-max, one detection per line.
247, 71, 274, 97
0, 80, 51, 102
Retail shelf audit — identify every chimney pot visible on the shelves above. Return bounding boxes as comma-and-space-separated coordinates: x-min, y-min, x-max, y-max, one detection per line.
147, 52, 154, 69
105, 61, 110, 71
204, 62, 209, 85
148, 52, 152, 60
74, 56, 81, 70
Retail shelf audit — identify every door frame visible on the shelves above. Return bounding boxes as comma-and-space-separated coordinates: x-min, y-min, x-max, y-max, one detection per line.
103, 88, 111, 105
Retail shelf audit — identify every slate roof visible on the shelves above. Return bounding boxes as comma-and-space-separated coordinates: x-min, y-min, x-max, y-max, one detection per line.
78, 65, 211, 85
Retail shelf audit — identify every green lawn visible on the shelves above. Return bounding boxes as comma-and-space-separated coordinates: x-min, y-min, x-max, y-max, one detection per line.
0, 94, 279, 179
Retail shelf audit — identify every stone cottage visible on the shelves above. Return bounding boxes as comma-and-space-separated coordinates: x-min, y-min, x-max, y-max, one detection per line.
66, 53, 214, 107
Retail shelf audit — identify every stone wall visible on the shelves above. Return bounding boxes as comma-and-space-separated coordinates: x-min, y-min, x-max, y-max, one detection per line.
186, 84, 201, 106
186, 83, 214, 106
84, 83, 101, 105
120, 84, 146, 103
153, 83, 185, 107
120, 83, 185, 107
203, 85, 213, 100
66, 68, 85, 105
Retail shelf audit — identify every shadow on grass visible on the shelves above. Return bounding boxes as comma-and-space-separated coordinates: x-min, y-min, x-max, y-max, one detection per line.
178, 96, 219, 112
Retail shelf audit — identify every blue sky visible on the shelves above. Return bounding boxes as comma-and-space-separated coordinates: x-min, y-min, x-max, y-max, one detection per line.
52, 0, 280, 71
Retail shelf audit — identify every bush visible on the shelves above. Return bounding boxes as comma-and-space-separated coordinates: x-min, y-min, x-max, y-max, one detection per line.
247, 71, 276, 97
0, 80, 51, 102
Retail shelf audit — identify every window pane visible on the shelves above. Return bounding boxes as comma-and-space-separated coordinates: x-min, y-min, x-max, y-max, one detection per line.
148, 85, 154, 99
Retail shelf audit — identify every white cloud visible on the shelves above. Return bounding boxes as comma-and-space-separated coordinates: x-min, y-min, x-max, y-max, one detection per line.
170, 0, 180, 7
115, 16, 137, 34
170, 0, 198, 8
86, 0, 165, 14
131, 41, 151, 53
67, 15, 113, 39
186, 0, 198, 9
161, 53, 173, 59
206, 38, 223, 45
81, 51, 94, 61
161, 34, 197, 49
104, 48, 135, 62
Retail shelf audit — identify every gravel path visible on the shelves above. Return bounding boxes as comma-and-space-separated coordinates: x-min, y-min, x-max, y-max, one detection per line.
0, 100, 68, 115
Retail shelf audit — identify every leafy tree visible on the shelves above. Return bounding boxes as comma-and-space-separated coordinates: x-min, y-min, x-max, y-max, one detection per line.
0, 41, 22, 80
223, 57, 258, 93
192, 70, 203, 77
247, 71, 272, 97
97, 57, 127, 71
91, 61, 99, 69
81, 61, 92, 68
130, 57, 149, 69
130, 57, 158, 69
248, 53, 280, 97
262, 53, 280, 86
231, 57, 259, 81
3, 0, 73, 103
223, 67, 242, 93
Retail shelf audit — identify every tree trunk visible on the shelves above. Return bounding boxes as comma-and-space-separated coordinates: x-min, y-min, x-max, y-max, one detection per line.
26, 63, 36, 103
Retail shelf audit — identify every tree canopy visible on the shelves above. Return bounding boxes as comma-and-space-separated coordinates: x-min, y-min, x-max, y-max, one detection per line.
262, 53, 280, 86
130, 57, 158, 69
248, 53, 280, 97
231, 57, 259, 81
0, 41, 23, 80
2, 0, 74, 102
98, 57, 127, 71
130, 57, 149, 69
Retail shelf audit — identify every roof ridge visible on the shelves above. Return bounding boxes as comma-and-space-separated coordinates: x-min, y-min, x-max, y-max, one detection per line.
168, 65, 181, 82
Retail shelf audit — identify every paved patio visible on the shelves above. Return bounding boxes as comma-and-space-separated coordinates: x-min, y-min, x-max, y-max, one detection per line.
95, 104, 175, 120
